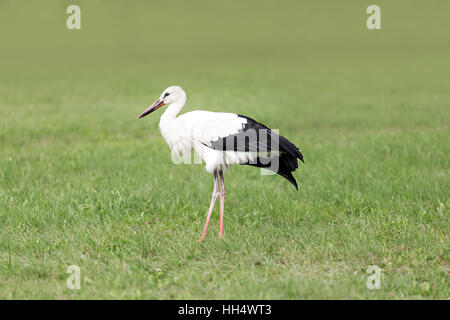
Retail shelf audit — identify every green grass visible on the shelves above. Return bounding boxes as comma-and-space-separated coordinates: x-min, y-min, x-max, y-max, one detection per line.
0, 0, 449, 299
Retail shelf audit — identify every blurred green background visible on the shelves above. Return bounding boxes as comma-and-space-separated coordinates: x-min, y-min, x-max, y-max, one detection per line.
0, 1, 448, 299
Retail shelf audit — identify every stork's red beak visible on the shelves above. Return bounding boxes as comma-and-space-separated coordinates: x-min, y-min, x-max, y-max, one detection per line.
137, 99, 165, 119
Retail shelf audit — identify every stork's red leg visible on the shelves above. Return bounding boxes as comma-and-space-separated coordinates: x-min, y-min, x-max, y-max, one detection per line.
219, 170, 226, 239
199, 170, 219, 242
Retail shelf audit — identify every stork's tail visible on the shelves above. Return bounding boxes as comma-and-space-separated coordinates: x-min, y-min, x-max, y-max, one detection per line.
247, 133, 304, 190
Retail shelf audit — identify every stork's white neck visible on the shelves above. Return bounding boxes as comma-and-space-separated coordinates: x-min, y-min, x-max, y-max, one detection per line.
159, 94, 186, 126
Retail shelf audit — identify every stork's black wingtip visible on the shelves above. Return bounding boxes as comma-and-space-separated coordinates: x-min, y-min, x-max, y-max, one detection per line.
298, 149, 305, 164
292, 179, 299, 191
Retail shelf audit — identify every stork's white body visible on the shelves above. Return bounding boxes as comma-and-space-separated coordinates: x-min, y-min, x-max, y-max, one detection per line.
160, 109, 256, 173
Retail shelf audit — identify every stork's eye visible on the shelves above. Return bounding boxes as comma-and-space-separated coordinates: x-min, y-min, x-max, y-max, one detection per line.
164, 92, 170, 98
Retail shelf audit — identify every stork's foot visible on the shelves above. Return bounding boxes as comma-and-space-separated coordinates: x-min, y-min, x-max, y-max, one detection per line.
199, 226, 212, 242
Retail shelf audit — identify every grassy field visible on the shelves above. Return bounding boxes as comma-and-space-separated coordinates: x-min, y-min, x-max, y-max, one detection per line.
0, 1, 449, 299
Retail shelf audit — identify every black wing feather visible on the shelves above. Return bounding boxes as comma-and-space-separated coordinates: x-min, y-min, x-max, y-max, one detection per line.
209, 114, 304, 190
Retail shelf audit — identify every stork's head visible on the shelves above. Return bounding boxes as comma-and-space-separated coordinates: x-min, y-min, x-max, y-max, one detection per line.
138, 86, 186, 119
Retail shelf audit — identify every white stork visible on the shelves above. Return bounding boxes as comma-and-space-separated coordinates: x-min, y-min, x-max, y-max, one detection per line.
138, 86, 304, 241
